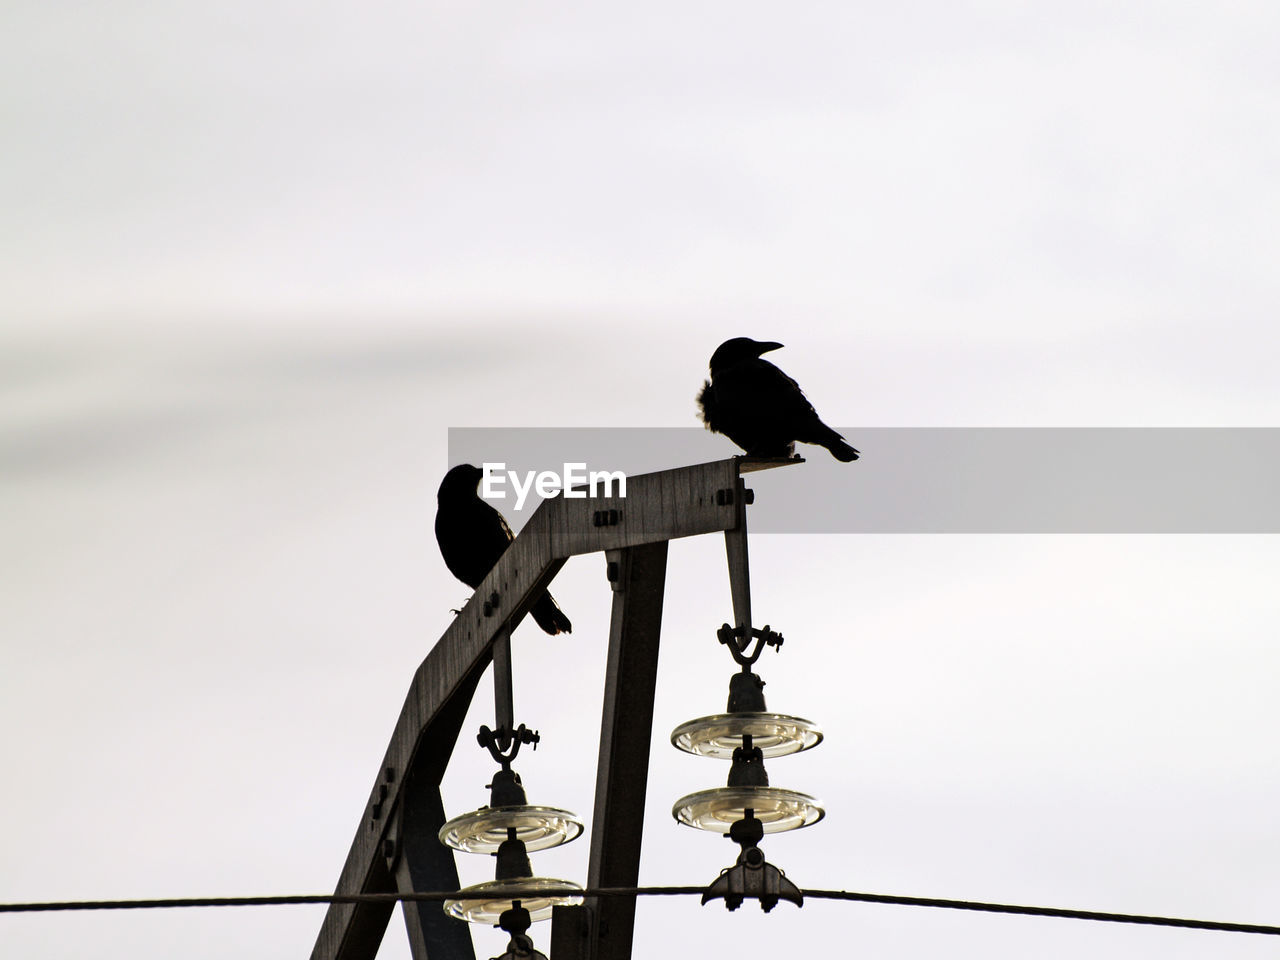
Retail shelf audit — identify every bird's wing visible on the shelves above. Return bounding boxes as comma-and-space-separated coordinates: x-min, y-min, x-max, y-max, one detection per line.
763, 362, 818, 414
473, 498, 516, 553
719, 359, 819, 424
435, 497, 517, 588
756, 361, 850, 447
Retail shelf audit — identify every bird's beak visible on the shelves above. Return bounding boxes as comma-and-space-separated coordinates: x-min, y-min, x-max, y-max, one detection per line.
757, 341, 784, 355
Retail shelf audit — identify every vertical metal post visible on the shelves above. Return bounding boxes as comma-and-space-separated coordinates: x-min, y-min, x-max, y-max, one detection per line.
724, 477, 752, 647
579, 541, 669, 960
492, 625, 514, 735
549, 903, 592, 960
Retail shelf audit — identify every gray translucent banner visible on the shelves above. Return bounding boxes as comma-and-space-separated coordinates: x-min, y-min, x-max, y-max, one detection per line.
447, 428, 1280, 533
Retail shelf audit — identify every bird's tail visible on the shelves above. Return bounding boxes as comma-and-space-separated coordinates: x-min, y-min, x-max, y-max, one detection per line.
805, 422, 860, 462
825, 438, 860, 462
531, 592, 572, 635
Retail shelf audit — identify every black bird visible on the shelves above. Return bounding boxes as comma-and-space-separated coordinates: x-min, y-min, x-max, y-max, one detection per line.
434, 464, 572, 635
697, 337, 859, 462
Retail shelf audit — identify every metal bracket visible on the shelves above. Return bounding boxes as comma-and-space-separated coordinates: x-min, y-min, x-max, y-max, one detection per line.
701, 846, 803, 913
491, 903, 549, 960
593, 509, 621, 527
717, 623, 785, 667
368, 765, 397, 828
700, 813, 803, 913
478, 723, 540, 769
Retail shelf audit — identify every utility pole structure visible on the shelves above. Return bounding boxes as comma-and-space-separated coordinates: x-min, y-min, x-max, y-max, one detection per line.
310, 456, 798, 960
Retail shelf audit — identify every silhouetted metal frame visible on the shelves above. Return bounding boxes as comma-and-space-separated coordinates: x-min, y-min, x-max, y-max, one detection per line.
580, 540, 669, 960
310, 457, 797, 960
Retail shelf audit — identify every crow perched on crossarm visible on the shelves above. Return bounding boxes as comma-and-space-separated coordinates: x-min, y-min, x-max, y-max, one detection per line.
434, 464, 572, 635
697, 338, 859, 462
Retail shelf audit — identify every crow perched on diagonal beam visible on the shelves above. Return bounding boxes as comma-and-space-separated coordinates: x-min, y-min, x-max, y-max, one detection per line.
434, 464, 572, 635
697, 337, 859, 462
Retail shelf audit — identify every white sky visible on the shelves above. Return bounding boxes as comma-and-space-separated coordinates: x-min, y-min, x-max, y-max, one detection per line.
2, 2, 1279, 958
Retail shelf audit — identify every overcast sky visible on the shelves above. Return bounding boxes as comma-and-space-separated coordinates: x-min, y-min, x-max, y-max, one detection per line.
3, 2, 1279, 958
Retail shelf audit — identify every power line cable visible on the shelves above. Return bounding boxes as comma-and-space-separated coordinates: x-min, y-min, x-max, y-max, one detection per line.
0, 886, 1276, 936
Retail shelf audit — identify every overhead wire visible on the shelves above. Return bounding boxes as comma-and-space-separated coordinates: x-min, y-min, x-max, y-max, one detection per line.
1, 886, 1276, 936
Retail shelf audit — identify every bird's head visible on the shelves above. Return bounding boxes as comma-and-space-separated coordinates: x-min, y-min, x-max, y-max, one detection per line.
438, 463, 484, 501
708, 337, 784, 373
